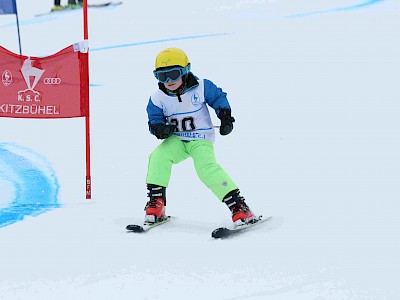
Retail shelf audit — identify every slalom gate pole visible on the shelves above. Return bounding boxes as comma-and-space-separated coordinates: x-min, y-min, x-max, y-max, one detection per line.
83, 0, 92, 199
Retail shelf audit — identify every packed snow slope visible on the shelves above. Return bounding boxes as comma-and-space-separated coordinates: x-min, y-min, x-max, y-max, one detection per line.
1, 0, 400, 299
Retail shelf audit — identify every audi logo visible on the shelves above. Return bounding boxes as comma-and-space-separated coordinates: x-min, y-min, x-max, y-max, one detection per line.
43, 78, 61, 85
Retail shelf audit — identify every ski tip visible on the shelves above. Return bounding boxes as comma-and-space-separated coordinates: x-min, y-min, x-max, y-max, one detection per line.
126, 216, 173, 233
211, 227, 230, 239
126, 224, 145, 232
211, 215, 273, 239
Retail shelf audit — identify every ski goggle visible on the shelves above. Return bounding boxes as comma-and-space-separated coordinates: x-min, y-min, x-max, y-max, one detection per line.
153, 65, 190, 83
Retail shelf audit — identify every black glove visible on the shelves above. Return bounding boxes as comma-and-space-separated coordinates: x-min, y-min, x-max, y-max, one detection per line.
150, 124, 176, 139
218, 108, 235, 135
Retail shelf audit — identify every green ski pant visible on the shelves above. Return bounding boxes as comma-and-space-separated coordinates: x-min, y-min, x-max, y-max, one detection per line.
146, 136, 238, 201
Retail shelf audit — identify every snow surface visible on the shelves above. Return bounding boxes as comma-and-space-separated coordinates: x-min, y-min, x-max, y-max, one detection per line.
1, 0, 400, 299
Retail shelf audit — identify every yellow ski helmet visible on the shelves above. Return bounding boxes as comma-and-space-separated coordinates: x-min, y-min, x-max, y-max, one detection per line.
155, 48, 190, 70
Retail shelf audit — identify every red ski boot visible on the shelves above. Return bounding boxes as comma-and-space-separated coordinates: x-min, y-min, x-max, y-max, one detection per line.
144, 184, 166, 224
223, 189, 255, 226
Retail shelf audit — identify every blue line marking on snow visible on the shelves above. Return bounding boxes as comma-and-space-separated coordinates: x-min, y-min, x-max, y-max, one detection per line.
287, 0, 386, 18
90, 33, 233, 52
0, 143, 60, 228
86, 34, 230, 87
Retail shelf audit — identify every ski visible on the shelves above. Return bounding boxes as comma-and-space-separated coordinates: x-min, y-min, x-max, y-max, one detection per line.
88, 1, 123, 8
35, 2, 123, 17
126, 216, 172, 233
212, 216, 272, 239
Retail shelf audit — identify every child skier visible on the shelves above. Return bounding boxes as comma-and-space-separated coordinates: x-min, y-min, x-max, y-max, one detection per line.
145, 47, 255, 226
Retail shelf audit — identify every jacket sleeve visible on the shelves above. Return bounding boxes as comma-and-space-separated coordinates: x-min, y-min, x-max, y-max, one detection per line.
204, 79, 231, 116
147, 97, 166, 135
147, 97, 165, 125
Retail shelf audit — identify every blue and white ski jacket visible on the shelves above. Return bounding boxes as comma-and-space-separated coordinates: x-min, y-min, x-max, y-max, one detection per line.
147, 74, 231, 143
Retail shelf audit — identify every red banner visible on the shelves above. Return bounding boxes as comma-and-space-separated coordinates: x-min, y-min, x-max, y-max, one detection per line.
0, 43, 89, 118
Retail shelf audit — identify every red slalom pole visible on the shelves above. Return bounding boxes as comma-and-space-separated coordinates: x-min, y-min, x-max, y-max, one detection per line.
83, 0, 92, 199
83, 0, 89, 40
